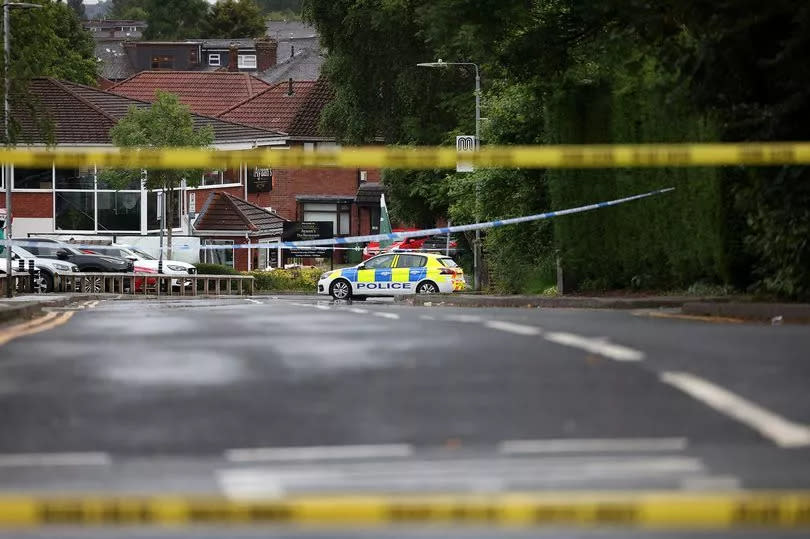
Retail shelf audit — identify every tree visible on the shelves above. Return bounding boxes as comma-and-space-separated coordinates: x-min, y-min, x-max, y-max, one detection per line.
104, 92, 214, 258
68, 0, 86, 19
4, 1, 98, 144
109, 0, 149, 19
143, 0, 209, 40
204, 0, 266, 39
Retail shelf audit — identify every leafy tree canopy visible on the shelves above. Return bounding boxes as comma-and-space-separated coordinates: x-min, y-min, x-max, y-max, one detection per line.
142, 0, 209, 39
204, 0, 266, 39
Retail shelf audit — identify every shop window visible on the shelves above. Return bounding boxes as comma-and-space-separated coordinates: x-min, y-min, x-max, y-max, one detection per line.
97, 192, 141, 231
55, 167, 94, 189
55, 192, 95, 231
147, 191, 180, 230
14, 167, 52, 189
302, 202, 351, 236
201, 170, 224, 186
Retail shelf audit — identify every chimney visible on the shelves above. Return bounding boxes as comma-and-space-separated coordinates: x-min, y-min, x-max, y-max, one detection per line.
227, 43, 238, 72
288, 77, 294, 96
255, 37, 278, 71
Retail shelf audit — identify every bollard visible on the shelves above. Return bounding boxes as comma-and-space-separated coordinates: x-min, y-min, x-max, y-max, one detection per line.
28, 260, 35, 293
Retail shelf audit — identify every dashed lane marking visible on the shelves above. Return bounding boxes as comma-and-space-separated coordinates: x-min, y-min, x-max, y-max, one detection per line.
226, 444, 414, 463
373, 312, 400, 320
347, 307, 369, 314
314, 304, 331, 310
245, 298, 262, 305
483, 320, 542, 336
544, 331, 645, 361
419, 314, 437, 321
444, 314, 484, 323
0, 452, 110, 467
661, 371, 810, 448
0, 311, 74, 347
499, 437, 688, 455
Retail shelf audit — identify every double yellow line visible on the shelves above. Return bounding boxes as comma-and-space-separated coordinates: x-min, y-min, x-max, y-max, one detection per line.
0, 310, 75, 347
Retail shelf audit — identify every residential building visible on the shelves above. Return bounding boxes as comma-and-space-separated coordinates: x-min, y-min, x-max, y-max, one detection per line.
83, 19, 147, 40
1, 78, 283, 261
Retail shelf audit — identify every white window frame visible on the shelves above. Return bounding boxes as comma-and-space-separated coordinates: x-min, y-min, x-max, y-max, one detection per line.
208, 53, 221, 67
238, 54, 257, 69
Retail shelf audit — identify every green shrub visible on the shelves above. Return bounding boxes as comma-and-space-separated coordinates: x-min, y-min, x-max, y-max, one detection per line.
248, 267, 322, 291
194, 263, 240, 275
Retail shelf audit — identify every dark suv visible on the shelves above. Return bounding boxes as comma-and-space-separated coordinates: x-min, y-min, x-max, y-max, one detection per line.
23, 238, 133, 273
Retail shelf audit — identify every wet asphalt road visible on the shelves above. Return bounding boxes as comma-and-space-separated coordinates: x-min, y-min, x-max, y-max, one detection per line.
0, 296, 809, 537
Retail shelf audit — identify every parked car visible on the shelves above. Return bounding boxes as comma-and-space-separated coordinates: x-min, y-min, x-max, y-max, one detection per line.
23, 238, 133, 272
81, 244, 195, 288
10, 245, 80, 292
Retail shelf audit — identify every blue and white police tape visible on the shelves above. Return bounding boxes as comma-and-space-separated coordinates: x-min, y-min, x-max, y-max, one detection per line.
0, 187, 673, 253
198, 187, 675, 251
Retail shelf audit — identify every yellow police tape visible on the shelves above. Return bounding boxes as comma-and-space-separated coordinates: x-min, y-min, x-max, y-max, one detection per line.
2, 142, 810, 169
0, 492, 809, 528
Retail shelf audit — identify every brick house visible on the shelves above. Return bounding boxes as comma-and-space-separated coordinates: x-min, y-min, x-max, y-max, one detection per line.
193, 192, 288, 271
1, 78, 283, 252
105, 73, 384, 266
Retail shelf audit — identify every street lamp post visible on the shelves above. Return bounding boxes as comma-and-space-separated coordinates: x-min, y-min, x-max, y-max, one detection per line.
417, 59, 483, 290
3, 1, 42, 297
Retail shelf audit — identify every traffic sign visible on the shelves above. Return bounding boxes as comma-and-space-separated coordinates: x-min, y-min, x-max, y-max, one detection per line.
456, 135, 476, 172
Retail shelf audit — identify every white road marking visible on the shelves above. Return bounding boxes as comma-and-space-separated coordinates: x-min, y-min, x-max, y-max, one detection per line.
419, 314, 437, 321
86, 300, 100, 309
216, 455, 706, 499
0, 452, 110, 467
660, 371, 810, 448
444, 314, 483, 323
225, 444, 414, 463
373, 312, 400, 320
499, 437, 688, 455
314, 304, 331, 310
244, 299, 262, 305
347, 308, 369, 314
680, 475, 741, 491
544, 331, 645, 361
483, 320, 542, 336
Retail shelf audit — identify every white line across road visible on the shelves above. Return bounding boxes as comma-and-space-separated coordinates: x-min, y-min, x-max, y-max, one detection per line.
0, 452, 110, 467
347, 307, 369, 314
483, 320, 542, 336
314, 304, 331, 311
661, 371, 810, 448
373, 312, 400, 320
226, 444, 414, 463
499, 437, 688, 455
544, 331, 645, 361
244, 298, 262, 305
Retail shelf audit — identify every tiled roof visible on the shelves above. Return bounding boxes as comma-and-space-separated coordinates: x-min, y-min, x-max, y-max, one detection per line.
94, 41, 136, 81
194, 192, 287, 235
107, 71, 272, 116
218, 78, 333, 138
14, 78, 282, 145
259, 47, 324, 85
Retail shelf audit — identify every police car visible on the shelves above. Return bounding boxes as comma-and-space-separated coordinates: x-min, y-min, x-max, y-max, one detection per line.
318, 252, 465, 300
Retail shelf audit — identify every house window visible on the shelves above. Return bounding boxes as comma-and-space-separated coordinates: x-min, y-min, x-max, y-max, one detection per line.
151, 55, 174, 69
190, 48, 199, 65
208, 53, 220, 67
303, 202, 351, 236
358, 170, 368, 185
238, 54, 256, 69
201, 170, 226, 186
203, 240, 234, 267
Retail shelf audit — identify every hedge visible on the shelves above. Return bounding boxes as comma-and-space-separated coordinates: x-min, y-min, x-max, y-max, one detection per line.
247, 267, 321, 291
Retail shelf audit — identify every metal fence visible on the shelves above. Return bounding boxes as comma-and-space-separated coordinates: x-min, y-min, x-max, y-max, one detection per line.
54, 272, 254, 296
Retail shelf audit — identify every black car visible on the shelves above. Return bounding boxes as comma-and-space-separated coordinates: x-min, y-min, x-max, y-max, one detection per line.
23, 238, 133, 273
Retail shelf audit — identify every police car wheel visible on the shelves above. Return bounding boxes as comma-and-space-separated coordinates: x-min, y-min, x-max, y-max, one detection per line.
330, 279, 351, 300
416, 281, 439, 294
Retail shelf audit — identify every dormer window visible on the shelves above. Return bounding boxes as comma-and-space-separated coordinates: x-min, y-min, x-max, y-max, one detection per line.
209, 53, 221, 67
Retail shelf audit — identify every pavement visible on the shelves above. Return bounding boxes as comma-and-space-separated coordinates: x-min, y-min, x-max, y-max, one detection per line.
0, 295, 809, 538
